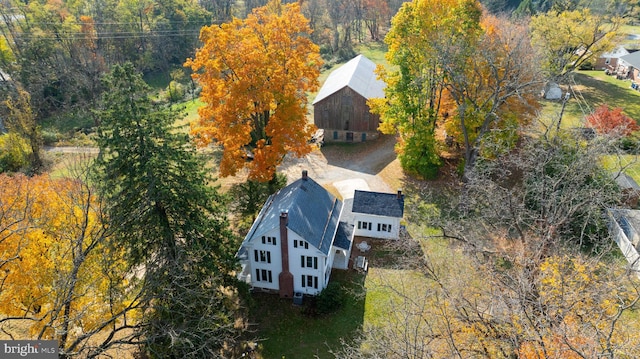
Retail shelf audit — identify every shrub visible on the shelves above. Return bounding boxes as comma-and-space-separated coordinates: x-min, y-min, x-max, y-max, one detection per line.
585, 104, 638, 137
315, 281, 345, 315
0, 133, 30, 172
164, 81, 185, 103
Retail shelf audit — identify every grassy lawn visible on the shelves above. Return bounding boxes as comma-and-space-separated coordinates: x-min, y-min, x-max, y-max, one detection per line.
545, 70, 640, 128
602, 154, 640, 182
248, 223, 451, 358
248, 271, 366, 358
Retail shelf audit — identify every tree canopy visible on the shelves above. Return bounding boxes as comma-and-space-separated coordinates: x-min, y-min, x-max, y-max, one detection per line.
371, 0, 541, 179
0, 172, 141, 357
95, 63, 241, 357
530, 9, 620, 81
187, 0, 322, 181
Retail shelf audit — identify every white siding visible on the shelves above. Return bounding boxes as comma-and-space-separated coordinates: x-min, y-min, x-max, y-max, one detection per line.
288, 231, 328, 295
609, 211, 640, 277
248, 228, 282, 291
353, 213, 400, 239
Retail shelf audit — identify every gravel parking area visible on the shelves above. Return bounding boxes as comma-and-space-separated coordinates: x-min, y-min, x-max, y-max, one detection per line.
278, 134, 398, 193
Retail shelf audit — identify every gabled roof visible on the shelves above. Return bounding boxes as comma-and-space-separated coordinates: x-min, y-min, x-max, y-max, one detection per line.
620, 51, 640, 69
612, 172, 640, 191
312, 54, 385, 105
352, 190, 404, 218
601, 45, 631, 59
244, 175, 343, 255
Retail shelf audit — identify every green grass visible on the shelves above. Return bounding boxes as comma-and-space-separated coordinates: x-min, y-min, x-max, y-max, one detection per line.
248, 271, 366, 358
601, 154, 640, 183
171, 98, 203, 130
542, 70, 640, 129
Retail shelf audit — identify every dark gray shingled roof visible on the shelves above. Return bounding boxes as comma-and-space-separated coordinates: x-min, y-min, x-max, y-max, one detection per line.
334, 198, 354, 250
621, 50, 640, 69
244, 176, 343, 255
352, 190, 404, 218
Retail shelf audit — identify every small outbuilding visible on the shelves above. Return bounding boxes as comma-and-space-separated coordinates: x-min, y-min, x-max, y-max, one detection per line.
352, 189, 404, 240
312, 54, 385, 143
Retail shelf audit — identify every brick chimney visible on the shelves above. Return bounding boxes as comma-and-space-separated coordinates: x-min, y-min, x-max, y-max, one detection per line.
278, 211, 294, 298
397, 189, 403, 199
302, 170, 308, 180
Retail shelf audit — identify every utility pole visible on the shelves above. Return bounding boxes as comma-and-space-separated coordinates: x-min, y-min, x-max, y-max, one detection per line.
557, 91, 571, 131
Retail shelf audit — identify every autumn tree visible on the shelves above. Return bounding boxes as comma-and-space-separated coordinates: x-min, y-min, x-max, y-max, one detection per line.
187, 0, 322, 182
0, 171, 143, 357
363, 0, 391, 41
334, 126, 639, 358
370, 0, 484, 178
372, 1, 541, 179
586, 104, 638, 136
4, 88, 44, 173
95, 63, 241, 358
441, 15, 542, 179
530, 9, 620, 81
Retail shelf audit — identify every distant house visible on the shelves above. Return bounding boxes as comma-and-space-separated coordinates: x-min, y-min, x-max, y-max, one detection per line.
352, 189, 404, 240
618, 51, 640, 82
595, 45, 636, 71
608, 209, 640, 276
237, 171, 405, 297
312, 55, 385, 143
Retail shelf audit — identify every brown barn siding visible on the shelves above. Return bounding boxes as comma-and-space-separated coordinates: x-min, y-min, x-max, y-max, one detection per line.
313, 87, 381, 139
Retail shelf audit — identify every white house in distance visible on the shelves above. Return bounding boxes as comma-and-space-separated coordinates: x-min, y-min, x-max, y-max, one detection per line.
608, 208, 640, 276
237, 171, 405, 297
352, 189, 404, 240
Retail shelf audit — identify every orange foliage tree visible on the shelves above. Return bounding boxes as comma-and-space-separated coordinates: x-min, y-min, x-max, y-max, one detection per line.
0, 173, 140, 356
187, 0, 322, 182
585, 104, 638, 136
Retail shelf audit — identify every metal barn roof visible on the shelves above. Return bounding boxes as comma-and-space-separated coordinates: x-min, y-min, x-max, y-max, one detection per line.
312, 54, 386, 105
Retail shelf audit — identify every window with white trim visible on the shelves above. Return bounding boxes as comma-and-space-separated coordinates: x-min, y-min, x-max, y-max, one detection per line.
300, 255, 318, 269
295, 240, 309, 249
254, 250, 271, 263
255, 269, 273, 283
261, 236, 277, 245
358, 221, 372, 230
301, 275, 318, 289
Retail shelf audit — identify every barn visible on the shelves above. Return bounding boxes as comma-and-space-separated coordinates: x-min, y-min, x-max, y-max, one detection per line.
312, 54, 385, 143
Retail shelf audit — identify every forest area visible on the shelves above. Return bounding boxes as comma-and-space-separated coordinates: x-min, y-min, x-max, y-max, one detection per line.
2, 0, 640, 357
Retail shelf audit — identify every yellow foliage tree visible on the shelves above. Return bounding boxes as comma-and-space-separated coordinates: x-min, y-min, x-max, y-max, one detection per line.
187, 0, 322, 182
0, 173, 141, 356
530, 9, 620, 80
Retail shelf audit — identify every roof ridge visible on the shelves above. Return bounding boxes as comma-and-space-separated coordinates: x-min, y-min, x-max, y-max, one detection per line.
317, 198, 338, 250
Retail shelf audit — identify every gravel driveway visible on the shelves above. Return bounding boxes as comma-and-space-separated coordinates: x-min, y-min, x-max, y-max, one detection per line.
278, 134, 397, 194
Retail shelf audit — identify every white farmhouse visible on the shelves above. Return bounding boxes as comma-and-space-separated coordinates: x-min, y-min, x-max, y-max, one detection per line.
237, 171, 348, 297
237, 171, 405, 297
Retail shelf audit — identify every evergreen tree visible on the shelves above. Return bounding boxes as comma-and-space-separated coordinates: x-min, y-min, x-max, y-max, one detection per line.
95, 63, 241, 358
